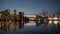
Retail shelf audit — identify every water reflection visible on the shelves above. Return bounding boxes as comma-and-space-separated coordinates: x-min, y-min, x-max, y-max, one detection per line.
0, 20, 60, 32
0, 21, 28, 32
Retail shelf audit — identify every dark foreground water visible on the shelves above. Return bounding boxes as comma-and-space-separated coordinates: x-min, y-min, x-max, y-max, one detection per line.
0, 24, 60, 34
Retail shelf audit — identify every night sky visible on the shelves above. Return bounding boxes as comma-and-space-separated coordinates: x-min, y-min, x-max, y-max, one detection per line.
0, 0, 60, 14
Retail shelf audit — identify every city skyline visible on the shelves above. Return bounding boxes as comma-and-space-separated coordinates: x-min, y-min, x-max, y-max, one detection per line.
0, 0, 60, 14
0, 0, 60, 34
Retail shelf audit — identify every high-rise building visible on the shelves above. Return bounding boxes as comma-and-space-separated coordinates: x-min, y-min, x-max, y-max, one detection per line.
13, 9, 16, 15
5, 9, 10, 15
19, 12, 24, 29
0, 12, 2, 21
19, 12, 24, 17
0, 12, 2, 18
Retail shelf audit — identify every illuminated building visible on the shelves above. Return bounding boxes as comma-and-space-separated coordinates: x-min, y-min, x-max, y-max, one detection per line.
0, 12, 2, 17
13, 9, 16, 16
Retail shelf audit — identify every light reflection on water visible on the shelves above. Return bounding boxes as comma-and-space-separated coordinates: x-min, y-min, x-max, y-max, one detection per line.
0, 21, 60, 34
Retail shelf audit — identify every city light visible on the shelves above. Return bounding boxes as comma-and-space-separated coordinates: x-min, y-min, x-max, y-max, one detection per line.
0, 9, 60, 32
49, 21, 52, 24
53, 17, 58, 25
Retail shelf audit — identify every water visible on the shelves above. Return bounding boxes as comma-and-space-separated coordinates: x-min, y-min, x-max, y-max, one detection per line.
0, 21, 60, 34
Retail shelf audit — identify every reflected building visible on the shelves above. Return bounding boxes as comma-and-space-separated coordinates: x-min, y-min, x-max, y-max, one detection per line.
19, 12, 24, 29
0, 9, 60, 32
36, 12, 49, 26
13, 10, 17, 23
23, 17, 29, 24
36, 15, 44, 26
